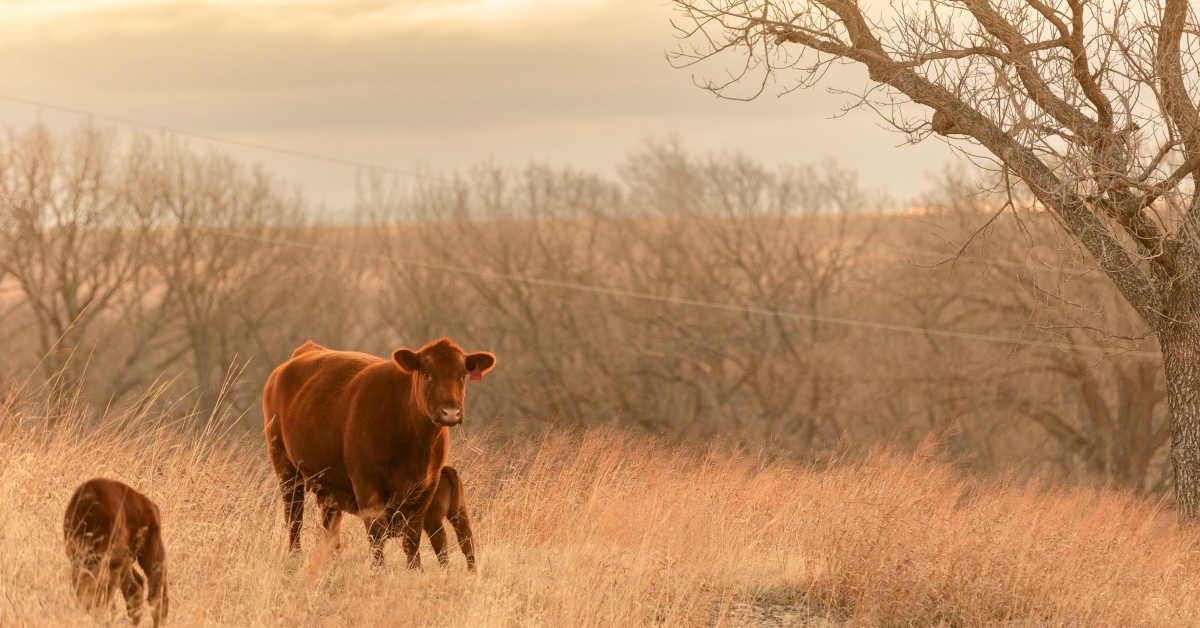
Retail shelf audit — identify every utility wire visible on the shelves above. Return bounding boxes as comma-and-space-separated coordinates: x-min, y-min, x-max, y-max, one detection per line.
0, 92, 440, 181
0, 93, 1109, 277
0, 91, 1153, 356
201, 226, 1161, 359
877, 243, 1090, 273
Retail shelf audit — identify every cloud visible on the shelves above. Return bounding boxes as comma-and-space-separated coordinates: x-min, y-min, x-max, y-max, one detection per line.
0, 0, 955, 207
0, 0, 710, 132
0, 0, 617, 41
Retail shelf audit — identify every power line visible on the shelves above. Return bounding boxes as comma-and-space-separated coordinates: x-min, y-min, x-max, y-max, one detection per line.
0, 92, 1152, 354
0, 92, 1111, 278
710, 222, 1089, 274
878, 243, 1095, 274
201, 226, 1161, 359
0, 92, 441, 182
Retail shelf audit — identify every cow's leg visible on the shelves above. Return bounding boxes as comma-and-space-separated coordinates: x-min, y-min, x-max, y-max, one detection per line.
281, 477, 305, 553
266, 417, 305, 553
118, 564, 145, 626
365, 517, 389, 567
138, 530, 169, 628
318, 502, 343, 552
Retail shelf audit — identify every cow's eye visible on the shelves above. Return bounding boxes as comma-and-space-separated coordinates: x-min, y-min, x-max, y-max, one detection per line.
422, 372, 432, 381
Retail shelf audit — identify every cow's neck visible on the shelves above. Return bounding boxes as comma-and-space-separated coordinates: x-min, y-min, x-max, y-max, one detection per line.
405, 384, 444, 446
409, 414, 443, 444
406, 407, 449, 477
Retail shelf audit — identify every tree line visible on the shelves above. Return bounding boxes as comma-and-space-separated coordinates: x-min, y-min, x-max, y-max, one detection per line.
0, 125, 1169, 496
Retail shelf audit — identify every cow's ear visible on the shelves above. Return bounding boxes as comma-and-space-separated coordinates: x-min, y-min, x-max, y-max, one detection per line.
464, 352, 496, 377
392, 348, 421, 373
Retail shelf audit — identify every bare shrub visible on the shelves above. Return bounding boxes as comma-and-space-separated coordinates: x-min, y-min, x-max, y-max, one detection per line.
875, 167, 1171, 493
363, 144, 884, 453
0, 127, 368, 416
0, 124, 152, 387
136, 139, 365, 412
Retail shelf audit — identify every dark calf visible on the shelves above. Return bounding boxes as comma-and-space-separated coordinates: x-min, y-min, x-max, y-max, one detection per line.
423, 466, 476, 572
63, 478, 169, 627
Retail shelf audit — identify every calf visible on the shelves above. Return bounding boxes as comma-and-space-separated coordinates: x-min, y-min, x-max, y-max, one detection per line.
63, 478, 169, 627
423, 466, 476, 572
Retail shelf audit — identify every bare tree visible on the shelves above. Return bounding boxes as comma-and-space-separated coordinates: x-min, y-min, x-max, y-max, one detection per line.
139, 140, 333, 413
363, 163, 629, 428
617, 141, 883, 448
364, 149, 881, 452
670, 0, 1200, 516
0, 124, 152, 385
881, 200, 1169, 491
911, 168, 1172, 492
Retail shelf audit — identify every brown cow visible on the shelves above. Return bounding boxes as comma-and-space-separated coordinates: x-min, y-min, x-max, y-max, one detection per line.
63, 478, 169, 627
424, 466, 475, 571
263, 338, 494, 567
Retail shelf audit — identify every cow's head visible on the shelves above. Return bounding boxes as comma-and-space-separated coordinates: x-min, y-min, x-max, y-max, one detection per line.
393, 338, 496, 427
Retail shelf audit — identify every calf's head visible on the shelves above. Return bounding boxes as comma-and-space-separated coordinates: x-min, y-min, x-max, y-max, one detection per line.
393, 338, 496, 427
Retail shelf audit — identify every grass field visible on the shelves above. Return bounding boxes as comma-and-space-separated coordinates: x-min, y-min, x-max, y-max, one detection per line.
1, 390, 1198, 627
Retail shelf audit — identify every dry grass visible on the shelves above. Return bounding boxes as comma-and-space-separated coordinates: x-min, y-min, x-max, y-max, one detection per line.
1, 392, 1199, 627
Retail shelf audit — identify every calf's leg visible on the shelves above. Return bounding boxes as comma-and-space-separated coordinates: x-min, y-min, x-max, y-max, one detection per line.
400, 518, 423, 570
426, 522, 450, 568
424, 467, 475, 571
69, 556, 105, 611
319, 503, 343, 552
282, 479, 305, 553
447, 494, 476, 572
386, 506, 424, 570
443, 467, 476, 572
138, 531, 169, 628
118, 565, 145, 626
423, 474, 452, 568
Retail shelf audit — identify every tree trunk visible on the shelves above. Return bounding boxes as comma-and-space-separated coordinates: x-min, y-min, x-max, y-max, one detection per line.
1164, 316, 1200, 518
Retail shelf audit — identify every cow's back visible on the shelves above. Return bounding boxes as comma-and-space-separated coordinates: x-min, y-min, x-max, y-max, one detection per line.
264, 343, 385, 509
265, 344, 380, 426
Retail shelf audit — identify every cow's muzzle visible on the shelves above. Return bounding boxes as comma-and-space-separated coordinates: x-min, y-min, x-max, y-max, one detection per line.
433, 406, 463, 426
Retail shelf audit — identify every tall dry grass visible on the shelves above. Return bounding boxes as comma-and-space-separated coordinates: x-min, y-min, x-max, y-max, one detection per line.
1, 389, 1198, 627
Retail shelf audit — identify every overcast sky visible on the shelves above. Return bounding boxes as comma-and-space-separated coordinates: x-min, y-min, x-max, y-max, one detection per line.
0, 0, 956, 211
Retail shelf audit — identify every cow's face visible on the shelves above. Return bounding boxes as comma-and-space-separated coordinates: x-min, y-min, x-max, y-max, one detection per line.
393, 338, 496, 427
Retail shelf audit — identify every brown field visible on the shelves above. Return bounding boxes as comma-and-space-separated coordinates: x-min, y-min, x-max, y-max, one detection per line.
2, 389, 1197, 627
0, 129, 1169, 498
0, 129, 1187, 626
